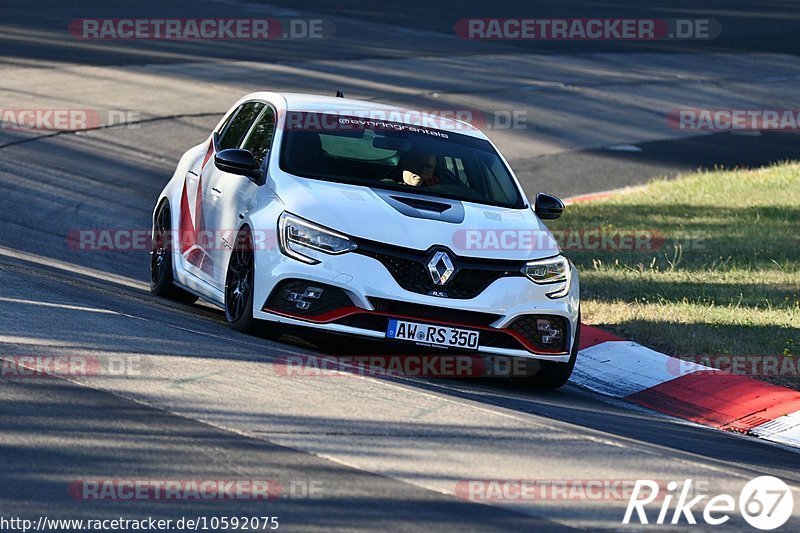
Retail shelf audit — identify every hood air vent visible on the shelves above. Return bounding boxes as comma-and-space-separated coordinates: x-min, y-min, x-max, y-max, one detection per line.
372, 189, 465, 223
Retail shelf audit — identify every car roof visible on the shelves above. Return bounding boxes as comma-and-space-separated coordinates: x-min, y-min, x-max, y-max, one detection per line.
245, 91, 488, 139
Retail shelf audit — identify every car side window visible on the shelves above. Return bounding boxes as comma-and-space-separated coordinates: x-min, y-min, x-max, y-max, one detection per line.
218, 102, 265, 150
241, 107, 276, 167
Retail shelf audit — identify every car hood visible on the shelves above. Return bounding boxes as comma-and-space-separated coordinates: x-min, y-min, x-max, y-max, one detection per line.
273, 174, 560, 261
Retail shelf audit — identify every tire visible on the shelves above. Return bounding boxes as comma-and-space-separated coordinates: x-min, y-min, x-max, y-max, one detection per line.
511, 311, 581, 389
150, 202, 199, 304
224, 229, 261, 333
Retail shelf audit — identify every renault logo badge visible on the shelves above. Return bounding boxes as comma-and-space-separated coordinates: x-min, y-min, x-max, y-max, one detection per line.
427, 251, 455, 286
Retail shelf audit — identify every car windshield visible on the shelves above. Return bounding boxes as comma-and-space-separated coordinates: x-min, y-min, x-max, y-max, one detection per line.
279, 112, 525, 208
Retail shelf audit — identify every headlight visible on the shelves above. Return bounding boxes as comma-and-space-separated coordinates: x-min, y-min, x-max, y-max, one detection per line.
522, 255, 572, 298
278, 212, 357, 264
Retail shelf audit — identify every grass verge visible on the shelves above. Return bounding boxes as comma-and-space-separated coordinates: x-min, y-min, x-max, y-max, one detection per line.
549, 162, 800, 389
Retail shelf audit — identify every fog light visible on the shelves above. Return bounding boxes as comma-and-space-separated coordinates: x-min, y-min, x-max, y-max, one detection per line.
538, 320, 562, 345
303, 287, 324, 299
542, 331, 561, 344
286, 286, 325, 310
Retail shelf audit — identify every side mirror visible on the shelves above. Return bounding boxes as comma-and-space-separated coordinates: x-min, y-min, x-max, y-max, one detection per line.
534, 192, 564, 220
214, 149, 262, 181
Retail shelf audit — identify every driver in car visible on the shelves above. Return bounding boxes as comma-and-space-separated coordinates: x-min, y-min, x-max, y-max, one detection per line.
402, 154, 441, 187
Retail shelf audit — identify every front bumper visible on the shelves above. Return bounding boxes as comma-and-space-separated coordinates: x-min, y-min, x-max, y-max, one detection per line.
252, 243, 580, 362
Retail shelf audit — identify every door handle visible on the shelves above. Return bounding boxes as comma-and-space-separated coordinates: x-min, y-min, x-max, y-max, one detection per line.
210, 187, 222, 197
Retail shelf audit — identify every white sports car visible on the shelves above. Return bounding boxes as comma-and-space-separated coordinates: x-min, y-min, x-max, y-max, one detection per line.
151, 92, 580, 387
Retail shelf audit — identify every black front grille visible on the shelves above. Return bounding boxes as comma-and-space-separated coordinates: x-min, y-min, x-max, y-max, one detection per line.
356, 240, 525, 299
507, 315, 568, 352
264, 279, 354, 318
479, 330, 527, 350
336, 314, 387, 331
367, 297, 501, 327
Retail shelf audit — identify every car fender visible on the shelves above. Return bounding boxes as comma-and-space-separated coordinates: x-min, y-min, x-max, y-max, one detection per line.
154, 140, 208, 220
226, 189, 286, 313
151, 139, 212, 291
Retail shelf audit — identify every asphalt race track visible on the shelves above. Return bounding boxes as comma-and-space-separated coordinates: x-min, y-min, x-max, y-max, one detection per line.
1, 1, 799, 531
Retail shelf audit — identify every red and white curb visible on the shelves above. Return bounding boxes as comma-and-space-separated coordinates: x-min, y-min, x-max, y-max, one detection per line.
571, 326, 800, 449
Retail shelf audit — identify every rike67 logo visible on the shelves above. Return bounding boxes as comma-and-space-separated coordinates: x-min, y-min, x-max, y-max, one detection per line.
624, 476, 794, 529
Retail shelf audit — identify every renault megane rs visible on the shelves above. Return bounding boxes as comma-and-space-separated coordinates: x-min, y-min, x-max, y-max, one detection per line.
150, 92, 580, 387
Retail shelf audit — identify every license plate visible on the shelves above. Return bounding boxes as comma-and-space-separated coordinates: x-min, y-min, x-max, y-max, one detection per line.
386, 319, 480, 350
